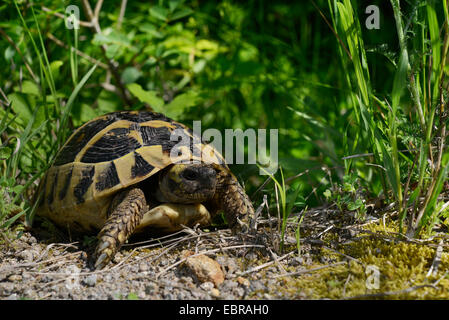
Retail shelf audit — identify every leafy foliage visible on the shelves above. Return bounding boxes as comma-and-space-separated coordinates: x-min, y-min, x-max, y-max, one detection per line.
0, 0, 448, 239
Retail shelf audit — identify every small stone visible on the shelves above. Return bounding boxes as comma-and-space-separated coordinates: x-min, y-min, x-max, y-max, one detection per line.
18, 249, 37, 262
216, 255, 239, 274
83, 274, 97, 287
289, 256, 303, 266
250, 280, 265, 291
221, 280, 238, 290
6, 294, 18, 300
138, 291, 146, 299
210, 288, 220, 298
7, 274, 22, 282
200, 281, 214, 291
139, 263, 149, 272
236, 276, 250, 287
183, 254, 225, 287
28, 236, 37, 244
145, 283, 158, 295
234, 287, 245, 297
0, 283, 14, 296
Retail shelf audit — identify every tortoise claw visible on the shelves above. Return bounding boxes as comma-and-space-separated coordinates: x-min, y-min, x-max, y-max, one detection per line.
94, 252, 109, 270
94, 241, 112, 269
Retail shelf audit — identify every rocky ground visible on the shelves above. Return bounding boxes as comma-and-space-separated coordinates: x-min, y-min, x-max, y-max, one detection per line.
2, 204, 448, 300
0, 202, 331, 301
0, 223, 310, 300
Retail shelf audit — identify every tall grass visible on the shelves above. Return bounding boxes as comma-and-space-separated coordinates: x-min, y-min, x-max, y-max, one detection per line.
329, 0, 449, 236
0, 2, 97, 235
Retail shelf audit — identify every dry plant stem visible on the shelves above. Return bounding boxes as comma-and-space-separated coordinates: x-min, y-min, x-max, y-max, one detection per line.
0, 87, 10, 105
268, 248, 287, 275
81, 0, 132, 106
413, 90, 448, 232
345, 284, 438, 299
236, 251, 294, 276
0, 27, 38, 82
41, 6, 92, 27
401, 152, 418, 234
426, 240, 443, 277
46, 33, 108, 69
156, 244, 265, 279
117, 0, 128, 29
272, 261, 347, 278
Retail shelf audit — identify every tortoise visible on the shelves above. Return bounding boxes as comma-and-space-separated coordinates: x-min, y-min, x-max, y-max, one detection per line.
34, 111, 254, 269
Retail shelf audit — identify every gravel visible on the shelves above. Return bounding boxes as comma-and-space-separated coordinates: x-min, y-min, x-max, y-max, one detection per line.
0, 228, 305, 300
1, 209, 353, 300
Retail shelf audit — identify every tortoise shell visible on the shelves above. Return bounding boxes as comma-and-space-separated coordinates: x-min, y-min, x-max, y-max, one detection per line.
35, 111, 225, 231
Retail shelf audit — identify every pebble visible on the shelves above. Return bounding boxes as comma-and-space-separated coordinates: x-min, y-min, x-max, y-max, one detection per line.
18, 249, 37, 262
236, 276, 250, 287
263, 293, 273, 299
289, 256, 303, 266
210, 288, 220, 298
200, 281, 214, 291
221, 280, 238, 290
250, 280, 265, 291
8, 274, 22, 282
183, 253, 225, 287
137, 291, 146, 299
6, 294, 18, 300
216, 255, 239, 274
28, 236, 37, 244
145, 283, 158, 295
234, 287, 245, 297
139, 263, 149, 272
0, 283, 14, 296
83, 274, 97, 287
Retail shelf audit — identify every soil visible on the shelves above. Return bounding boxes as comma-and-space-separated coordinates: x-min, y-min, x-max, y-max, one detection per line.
1, 204, 448, 300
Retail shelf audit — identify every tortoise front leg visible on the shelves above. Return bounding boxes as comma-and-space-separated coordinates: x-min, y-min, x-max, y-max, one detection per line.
214, 165, 254, 232
94, 187, 147, 269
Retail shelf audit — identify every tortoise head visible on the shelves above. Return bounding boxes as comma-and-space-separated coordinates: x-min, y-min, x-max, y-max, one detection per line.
158, 164, 217, 203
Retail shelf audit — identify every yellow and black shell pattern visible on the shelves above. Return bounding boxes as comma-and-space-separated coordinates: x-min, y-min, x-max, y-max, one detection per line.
35, 111, 225, 232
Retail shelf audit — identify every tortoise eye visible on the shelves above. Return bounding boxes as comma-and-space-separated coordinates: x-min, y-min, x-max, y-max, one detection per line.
183, 170, 198, 181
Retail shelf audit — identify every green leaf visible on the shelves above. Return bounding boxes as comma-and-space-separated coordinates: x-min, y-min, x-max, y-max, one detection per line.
127, 83, 165, 110
50, 60, 63, 81
193, 59, 206, 73
138, 23, 165, 39
323, 189, 332, 200
121, 67, 142, 84
8, 92, 37, 125
170, 8, 193, 21
126, 293, 139, 300
4, 46, 15, 60
164, 91, 198, 118
150, 6, 168, 21
105, 44, 120, 59
347, 199, 363, 211
20, 80, 40, 96
0, 146, 12, 159
168, 0, 181, 12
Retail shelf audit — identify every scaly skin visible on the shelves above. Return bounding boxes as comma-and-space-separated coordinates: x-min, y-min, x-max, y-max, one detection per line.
94, 188, 147, 269
214, 165, 254, 232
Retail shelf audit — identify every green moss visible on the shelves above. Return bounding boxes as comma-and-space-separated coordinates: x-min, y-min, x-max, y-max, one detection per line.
276, 219, 449, 299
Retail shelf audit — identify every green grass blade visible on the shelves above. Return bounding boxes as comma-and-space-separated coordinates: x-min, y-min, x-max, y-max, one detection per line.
58, 64, 98, 149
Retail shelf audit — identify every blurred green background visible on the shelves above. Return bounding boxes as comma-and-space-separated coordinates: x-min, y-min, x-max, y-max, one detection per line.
1, 0, 448, 231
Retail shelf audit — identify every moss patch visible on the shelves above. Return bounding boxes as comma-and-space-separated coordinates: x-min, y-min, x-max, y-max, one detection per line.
275, 219, 449, 299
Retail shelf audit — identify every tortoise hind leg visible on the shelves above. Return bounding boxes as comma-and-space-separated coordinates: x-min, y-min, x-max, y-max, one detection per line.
94, 188, 147, 269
